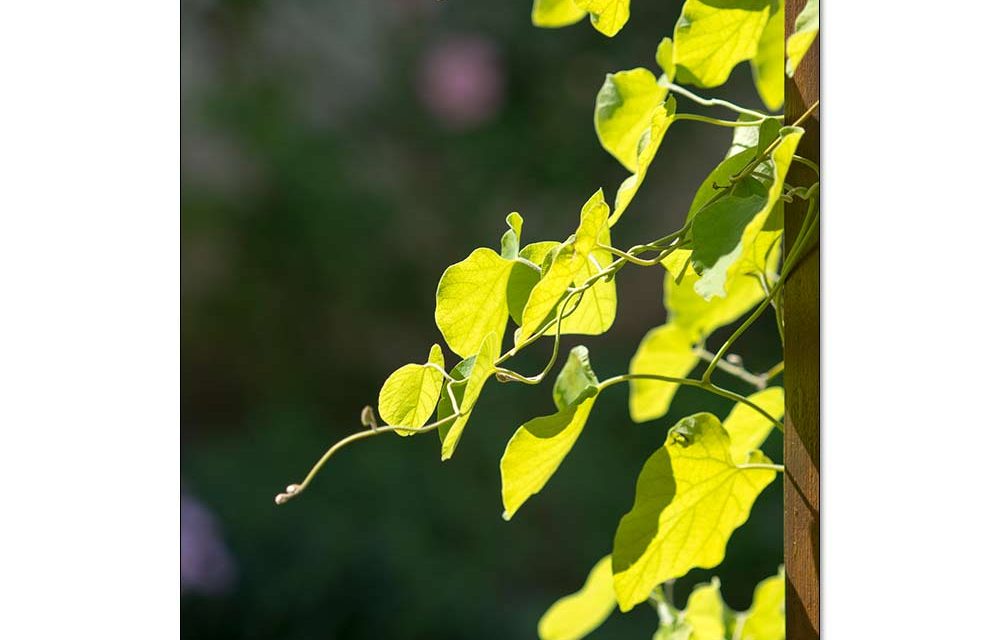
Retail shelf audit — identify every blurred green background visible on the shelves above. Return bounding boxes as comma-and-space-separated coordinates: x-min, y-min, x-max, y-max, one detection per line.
181, 0, 783, 637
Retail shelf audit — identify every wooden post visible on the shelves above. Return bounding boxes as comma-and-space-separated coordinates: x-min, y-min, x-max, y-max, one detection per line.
784, 0, 819, 638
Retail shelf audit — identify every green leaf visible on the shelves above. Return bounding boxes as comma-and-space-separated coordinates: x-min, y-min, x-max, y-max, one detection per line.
435, 247, 514, 358
683, 578, 726, 640
751, 3, 784, 111
501, 212, 524, 260
553, 345, 600, 411
612, 413, 777, 611
691, 127, 802, 300
738, 569, 785, 640
723, 387, 784, 464
550, 224, 617, 336
518, 191, 610, 343
378, 344, 446, 437
673, 0, 773, 88
664, 264, 766, 343
656, 37, 675, 82
786, 0, 818, 77
439, 333, 500, 460
594, 68, 667, 172
537, 556, 617, 640
628, 322, 699, 423
435, 355, 476, 423
610, 97, 677, 226
532, 0, 587, 28
574, 0, 630, 37
508, 241, 560, 326
500, 395, 597, 519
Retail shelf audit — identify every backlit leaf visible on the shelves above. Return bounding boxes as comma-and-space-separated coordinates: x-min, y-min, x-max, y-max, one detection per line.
594, 68, 667, 172
723, 387, 784, 463
673, 0, 772, 88
435, 247, 514, 358
751, 4, 784, 111
553, 345, 600, 411
611, 97, 677, 226
435, 356, 476, 422
628, 323, 699, 423
378, 343, 445, 437
683, 578, 726, 640
656, 37, 675, 82
508, 241, 560, 326
440, 333, 500, 460
501, 212, 524, 260
738, 569, 785, 640
786, 0, 818, 77
574, 0, 630, 37
537, 556, 617, 640
612, 413, 777, 611
664, 265, 765, 343
532, 0, 587, 28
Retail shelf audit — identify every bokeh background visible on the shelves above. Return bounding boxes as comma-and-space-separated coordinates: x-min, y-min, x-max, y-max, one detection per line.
181, 0, 783, 637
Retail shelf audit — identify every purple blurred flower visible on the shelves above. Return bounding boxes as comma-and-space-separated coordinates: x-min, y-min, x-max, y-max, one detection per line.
418, 35, 505, 130
181, 493, 237, 596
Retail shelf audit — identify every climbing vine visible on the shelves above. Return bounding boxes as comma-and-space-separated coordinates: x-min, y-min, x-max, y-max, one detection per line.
276, 0, 819, 638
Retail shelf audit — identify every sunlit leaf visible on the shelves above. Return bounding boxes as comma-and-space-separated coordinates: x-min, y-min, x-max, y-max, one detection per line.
435, 355, 476, 422
683, 578, 726, 640
738, 569, 785, 640
723, 387, 784, 463
538, 556, 617, 640
574, 0, 630, 37
628, 322, 699, 423
691, 127, 802, 300
594, 68, 667, 172
665, 251, 766, 342
378, 343, 446, 437
786, 0, 818, 77
501, 211, 524, 260
546, 224, 616, 336
751, 3, 784, 111
673, 0, 772, 88
656, 37, 675, 82
440, 333, 500, 460
508, 241, 560, 326
532, 0, 587, 28
553, 345, 600, 411
612, 413, 777, 611
519, 191, 609, 343
610, 97, 677, 226
436, 247, 514, 358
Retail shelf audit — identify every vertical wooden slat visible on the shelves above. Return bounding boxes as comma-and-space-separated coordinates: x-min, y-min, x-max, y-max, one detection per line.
783, 0, 820, 638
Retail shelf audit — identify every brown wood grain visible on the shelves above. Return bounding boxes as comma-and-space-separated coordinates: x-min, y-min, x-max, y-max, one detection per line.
783, 0, 820, 638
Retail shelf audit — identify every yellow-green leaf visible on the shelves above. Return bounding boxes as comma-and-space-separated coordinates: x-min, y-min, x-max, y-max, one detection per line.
664, 264, 765, 343
594, 68, 667, 172
501, 211, 524, 260
378, 344, 446, 437
501, 396, 596, 519
508, 241, 560, 326
738, 569, 785, 640
751, 3, 784, 111
656, 37, 675, 82
628, 323, 699, 423
612, 413, 777, 611
673, 0, 772, 88
684, 578, 726, 640
552, 345, 600, 411
547, 224, 616, 336
610, 97, 677, 227
519, 191, 609, 343
786, 0, 818, 77
435, 247, 514, 358
574, 0, 630, 37
532, 0, 587, 28
538, 556, 617, 640
723, 387, 784, 463
439, 333, 499, 460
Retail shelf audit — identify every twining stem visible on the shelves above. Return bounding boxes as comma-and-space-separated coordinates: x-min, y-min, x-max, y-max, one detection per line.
274, 415, 456, 505
696, 347, 766, 390
729, 100, 820, 185
764, 361, 784, 382
674, 113, 766, 128
664, 81, 772, 119
735, 463, 784, 472
597, 374, 782, 429
648, 584, 675, 626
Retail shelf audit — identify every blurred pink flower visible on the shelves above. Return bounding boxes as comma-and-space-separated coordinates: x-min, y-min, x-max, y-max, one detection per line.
418, 35, 505, 130
181, 493, 237, 596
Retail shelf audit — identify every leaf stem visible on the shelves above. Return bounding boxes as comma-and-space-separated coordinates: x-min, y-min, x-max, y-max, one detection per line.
664, 82, 771, 119
735, 463, 784, 472
696, 347, 766, 390
674, 113, 767, 128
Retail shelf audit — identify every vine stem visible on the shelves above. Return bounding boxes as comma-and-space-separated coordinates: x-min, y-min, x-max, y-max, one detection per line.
674, 113, 766, 128
736, 463, 784, 472
664, 81, 772, 119
597, 374, 782, 429
696, 347, 766, 390
274, 414, 456, 505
